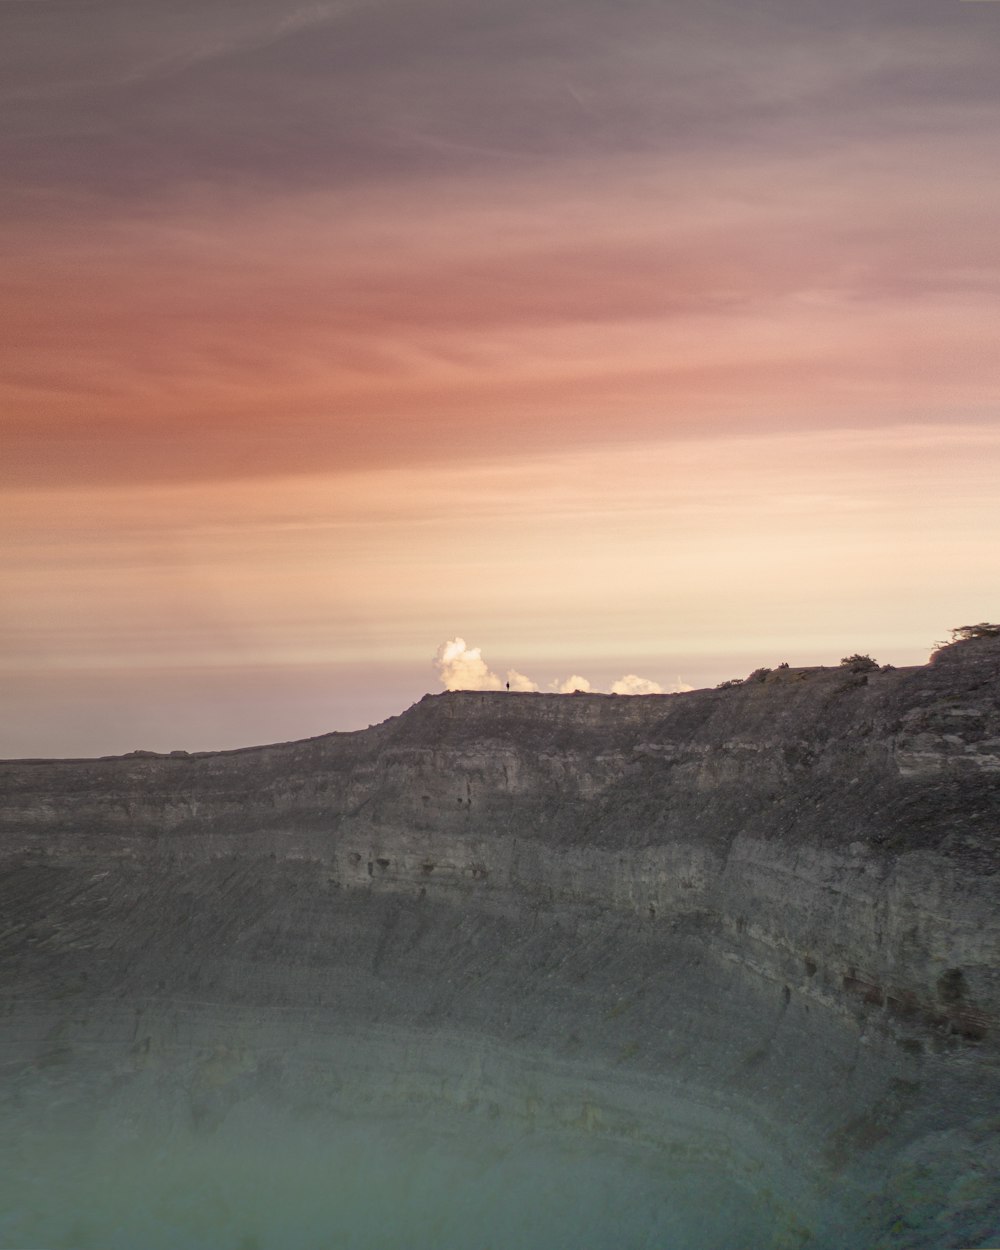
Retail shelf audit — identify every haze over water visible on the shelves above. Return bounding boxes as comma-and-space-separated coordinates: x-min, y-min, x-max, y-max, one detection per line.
3, 1108, 775, 1250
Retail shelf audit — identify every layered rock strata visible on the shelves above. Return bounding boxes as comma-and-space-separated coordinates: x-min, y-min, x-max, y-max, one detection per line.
2, 637, 999, 1247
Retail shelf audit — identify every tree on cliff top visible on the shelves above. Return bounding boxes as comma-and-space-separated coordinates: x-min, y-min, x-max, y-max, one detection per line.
949, 622, 1000, 642
931, 622, 1000, 655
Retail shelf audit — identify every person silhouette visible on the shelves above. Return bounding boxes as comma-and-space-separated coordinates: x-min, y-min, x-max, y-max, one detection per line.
505, 681, 510, 691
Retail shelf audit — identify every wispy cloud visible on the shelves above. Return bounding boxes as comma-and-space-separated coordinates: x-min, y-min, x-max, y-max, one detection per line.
4, 0, 999, 755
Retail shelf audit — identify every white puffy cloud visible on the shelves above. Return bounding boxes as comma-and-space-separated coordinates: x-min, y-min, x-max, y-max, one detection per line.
433, 637, 503, 691
610, 674, 664, 695
433, 640, 540, 692
506, 669, 539, 692
549, 675, 593, 694
434, 647, 684, 698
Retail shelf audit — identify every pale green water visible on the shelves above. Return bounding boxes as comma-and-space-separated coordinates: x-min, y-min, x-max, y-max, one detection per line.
1, 1107, 777, 1249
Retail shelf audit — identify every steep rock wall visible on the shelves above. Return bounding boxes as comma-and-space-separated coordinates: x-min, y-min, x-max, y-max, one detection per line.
1, 637, 998, 1246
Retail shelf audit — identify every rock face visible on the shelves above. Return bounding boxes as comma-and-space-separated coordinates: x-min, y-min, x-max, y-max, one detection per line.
1, 637, 999, 1248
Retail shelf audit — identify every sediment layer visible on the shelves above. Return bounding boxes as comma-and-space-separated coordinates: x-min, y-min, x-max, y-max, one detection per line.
2, 638, 999, 1246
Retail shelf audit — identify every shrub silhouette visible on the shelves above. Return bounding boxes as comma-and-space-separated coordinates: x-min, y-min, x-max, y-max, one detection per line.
840, 654, 879, 672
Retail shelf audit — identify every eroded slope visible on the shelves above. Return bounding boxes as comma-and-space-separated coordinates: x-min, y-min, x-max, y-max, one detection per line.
1, 637, 998, 1247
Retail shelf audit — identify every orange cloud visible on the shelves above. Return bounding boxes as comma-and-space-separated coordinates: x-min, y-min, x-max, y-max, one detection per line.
5, 141, 998, 489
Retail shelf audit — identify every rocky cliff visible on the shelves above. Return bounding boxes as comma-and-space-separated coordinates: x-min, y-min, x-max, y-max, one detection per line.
2, 637, 999, 1248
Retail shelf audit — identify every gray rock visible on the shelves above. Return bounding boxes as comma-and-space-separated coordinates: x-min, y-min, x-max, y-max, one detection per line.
1, 636, 998, 1248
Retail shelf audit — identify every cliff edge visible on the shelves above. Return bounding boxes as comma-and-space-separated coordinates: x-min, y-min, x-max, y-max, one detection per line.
2, 636, 998, 1247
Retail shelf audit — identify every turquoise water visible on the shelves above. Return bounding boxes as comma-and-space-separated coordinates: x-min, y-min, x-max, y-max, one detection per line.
1, 1107, 776, 1249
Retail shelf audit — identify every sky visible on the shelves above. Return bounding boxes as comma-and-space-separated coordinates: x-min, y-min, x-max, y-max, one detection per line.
2, 0, 999, 757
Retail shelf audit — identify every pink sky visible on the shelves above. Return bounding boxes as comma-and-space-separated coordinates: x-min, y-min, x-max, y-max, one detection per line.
2, 0, 998, 756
